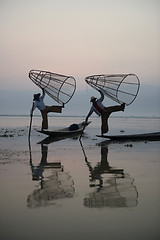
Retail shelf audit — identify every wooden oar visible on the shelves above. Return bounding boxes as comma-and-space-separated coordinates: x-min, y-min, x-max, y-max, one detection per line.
28, 102, 34, 140
79, 121, 87, 140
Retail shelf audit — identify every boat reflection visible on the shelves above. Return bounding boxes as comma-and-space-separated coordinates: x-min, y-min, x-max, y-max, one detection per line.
37, 132, 82, 144
80, 140, 138, 208
27, 142, 75, 208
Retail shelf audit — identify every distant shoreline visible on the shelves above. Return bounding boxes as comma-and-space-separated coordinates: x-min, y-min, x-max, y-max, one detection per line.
0, 115, 160, 119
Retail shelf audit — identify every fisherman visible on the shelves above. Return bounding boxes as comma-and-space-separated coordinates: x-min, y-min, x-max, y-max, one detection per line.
85, 90, 125, 135
30, 89, 64, 130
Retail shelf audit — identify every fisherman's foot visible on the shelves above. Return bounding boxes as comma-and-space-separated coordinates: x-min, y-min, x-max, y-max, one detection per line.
121, 103, 125, 111
101, 131, 108, 135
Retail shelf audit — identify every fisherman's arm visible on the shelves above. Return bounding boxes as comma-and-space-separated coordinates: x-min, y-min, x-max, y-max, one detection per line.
85, 109, 93, 122
30, 102, 37, 116
41, 88, 45, 99
98, 90, 104, 102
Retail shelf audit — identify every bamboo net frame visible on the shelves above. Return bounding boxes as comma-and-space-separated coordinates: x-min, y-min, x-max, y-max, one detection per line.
85, 73, 140, 106
29, 69, 76, 105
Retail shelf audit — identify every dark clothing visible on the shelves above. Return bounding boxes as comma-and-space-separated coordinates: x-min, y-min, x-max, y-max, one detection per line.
85, 91, 125, 135
41, 106, 62, 129
101, 105, 124, 134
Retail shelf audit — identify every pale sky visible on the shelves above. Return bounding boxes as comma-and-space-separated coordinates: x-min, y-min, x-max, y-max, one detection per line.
0, 0, 160, 116
0, 0, 160, 90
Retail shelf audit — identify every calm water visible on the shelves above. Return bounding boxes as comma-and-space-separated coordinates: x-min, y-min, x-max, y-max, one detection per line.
0, 116, 160, 240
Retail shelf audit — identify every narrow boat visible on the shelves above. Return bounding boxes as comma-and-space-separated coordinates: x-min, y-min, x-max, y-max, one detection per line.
96, 132, 160, 141
37, 121, 91, 137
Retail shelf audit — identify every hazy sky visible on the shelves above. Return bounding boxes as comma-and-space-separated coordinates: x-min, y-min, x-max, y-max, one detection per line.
0, 0, 160, 116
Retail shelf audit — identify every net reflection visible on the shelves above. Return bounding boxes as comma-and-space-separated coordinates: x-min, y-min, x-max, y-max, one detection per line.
27, 143, 75, 208
80, 140, 138, 208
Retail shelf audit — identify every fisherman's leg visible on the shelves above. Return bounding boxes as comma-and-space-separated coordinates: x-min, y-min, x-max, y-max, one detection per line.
101, 113, 109, 135
41, 110, 48, 130
104, 104, 125, 113
45, 106, 63, 113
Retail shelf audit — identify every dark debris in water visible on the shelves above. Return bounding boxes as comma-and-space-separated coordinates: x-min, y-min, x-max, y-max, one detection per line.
125, 144, 133, 147
0, 128, 27, 138
0, 134, 14, 138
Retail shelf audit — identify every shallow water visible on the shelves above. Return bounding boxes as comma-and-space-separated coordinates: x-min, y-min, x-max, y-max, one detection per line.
0, 116, 160, 240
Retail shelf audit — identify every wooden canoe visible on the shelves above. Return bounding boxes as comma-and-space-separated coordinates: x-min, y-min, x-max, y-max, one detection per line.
37, 121, 91, 137
96, 132, 160, 141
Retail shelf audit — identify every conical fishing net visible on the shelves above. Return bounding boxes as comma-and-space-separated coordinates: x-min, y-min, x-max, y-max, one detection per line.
85, 74, 140, 105
27, 171, 75, 208
29, 69, 76, 105
84, 174, 138, 208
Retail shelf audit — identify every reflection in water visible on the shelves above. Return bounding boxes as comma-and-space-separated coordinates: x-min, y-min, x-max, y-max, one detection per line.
80, 140, 138, 208
27, 142, 75, 208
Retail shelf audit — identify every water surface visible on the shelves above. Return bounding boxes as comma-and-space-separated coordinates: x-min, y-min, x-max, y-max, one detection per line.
0, 116, 160, 240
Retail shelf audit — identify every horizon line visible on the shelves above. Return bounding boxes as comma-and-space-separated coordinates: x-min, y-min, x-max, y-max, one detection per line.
0, 114, 160, 119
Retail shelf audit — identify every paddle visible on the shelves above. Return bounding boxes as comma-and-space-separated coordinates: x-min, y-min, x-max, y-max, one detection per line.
79, 120, 87, 140
28, 102, 34, 140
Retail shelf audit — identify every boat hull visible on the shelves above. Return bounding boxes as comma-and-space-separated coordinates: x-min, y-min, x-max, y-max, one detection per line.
96, 132, 160, 141
37, 121, 90, 137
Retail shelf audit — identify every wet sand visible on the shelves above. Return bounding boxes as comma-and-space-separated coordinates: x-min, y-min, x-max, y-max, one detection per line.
0, 117, 160, 240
